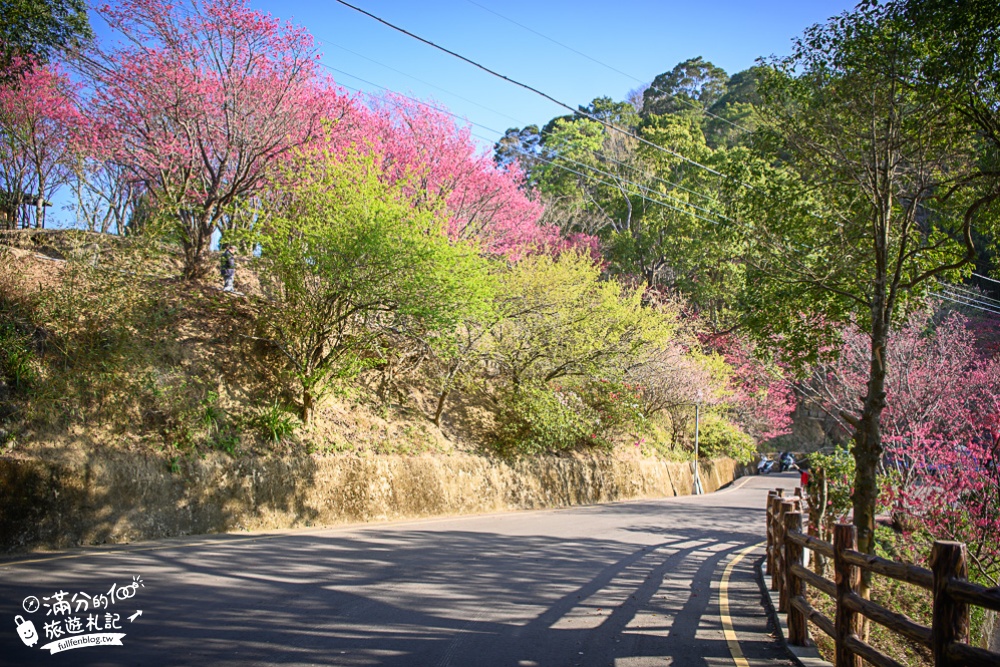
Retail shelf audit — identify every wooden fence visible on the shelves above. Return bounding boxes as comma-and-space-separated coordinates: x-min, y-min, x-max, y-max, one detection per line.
765, 488, 1000, 667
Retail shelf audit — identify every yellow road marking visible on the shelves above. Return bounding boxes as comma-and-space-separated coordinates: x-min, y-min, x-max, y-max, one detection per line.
720, 541, 766, 667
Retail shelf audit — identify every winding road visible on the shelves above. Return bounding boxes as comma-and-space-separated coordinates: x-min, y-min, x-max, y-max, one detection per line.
0, 472, 799, 666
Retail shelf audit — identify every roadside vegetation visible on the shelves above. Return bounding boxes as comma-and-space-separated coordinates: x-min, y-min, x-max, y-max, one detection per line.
1, 0, 998, 651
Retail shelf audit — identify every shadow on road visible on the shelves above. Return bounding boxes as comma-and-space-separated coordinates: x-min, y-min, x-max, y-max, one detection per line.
0, 490, 788, 666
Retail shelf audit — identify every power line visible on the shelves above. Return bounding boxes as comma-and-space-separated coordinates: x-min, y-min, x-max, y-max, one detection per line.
537, 150, 731, 225
323, 58, 819, 258
973, 271, 1000, 285
312, 33, 732, 210
332, 0, 743, 187
331, 65, 735, 230
323, 63, 734, 228
493, 139, 730, 227
935, 286, 1000, 312
533, 135, 730, 209
931, 291, 1000, 316
318, 36, 728, 210
936, 281, 1000, 307
316, 36, 525, 126
461, 0, 752, 134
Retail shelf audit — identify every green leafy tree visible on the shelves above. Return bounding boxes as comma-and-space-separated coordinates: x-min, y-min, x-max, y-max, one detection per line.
523, 94, 744, 327
534, 101, 642, 236
642, 57, 729, 117
0, 0, 91, 68
901, 0, 1000, 206
493, 124, 544, 176
250, 146, 494, 423
725, 3, 997, 571
633, 113, 742, 323
485, 250, 675, 393
703, 67, 762, 148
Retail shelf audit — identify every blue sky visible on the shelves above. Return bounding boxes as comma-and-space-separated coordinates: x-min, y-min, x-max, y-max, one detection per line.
57, 0, 858, 228
253, 0, 859, 147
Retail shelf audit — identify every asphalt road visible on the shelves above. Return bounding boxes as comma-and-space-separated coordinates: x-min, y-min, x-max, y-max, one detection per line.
0, 471, 801, 667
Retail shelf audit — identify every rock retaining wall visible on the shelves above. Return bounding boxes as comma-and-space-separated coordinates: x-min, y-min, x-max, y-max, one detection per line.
0, 453, 749, 552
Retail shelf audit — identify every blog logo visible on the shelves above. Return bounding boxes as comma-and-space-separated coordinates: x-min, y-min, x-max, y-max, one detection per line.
12, 575, 144, 655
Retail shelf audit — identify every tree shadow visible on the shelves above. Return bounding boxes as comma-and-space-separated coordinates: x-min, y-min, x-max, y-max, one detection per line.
0, 495, 782, 666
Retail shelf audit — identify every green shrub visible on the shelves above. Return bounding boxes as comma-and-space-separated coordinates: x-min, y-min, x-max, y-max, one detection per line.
492, 379, 649, 455
493, 384, 598, 455
248, 144, 493, 425
575, 379, 648, 435
252, 401, 300, 443
805, 446, 856, 543
0, 321, 37, 390
695, 412, 756, 462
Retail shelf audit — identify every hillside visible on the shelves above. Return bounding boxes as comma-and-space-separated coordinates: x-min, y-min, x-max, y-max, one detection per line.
0, 229, 761, 468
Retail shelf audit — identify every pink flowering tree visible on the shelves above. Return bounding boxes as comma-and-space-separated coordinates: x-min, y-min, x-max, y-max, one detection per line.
83, 0, 340, 277
359, 95, 574, 259
807, 307, 1000, 583
0, 57, 86, 229
891, 433, 1000, 585
707, 332, 795, 443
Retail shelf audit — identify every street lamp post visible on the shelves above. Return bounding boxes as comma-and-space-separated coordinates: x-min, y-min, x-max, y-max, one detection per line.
693, 390, 704, 495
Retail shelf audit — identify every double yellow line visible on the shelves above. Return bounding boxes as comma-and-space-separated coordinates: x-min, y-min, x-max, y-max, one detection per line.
719, 541, 765, 667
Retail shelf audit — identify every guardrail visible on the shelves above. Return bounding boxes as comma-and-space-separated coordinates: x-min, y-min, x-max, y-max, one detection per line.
765, 488, 1000, 667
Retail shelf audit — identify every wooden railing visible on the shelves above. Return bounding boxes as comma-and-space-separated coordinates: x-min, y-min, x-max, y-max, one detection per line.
765, 488, 1000, 667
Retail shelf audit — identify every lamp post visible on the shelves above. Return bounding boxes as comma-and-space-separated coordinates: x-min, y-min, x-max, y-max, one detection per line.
693, 390, 704, 495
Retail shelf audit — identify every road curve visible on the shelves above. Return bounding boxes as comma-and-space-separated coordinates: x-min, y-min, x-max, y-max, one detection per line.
0, 471, 800, 666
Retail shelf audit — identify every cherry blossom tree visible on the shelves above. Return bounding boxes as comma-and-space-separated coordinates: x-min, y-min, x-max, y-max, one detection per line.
359, 95, 573, 259
806, 309, 990, 448
806, 307, 1000, 583
707, 332, 795, 442
0, 57, 86, 229
82, 0, 341, 277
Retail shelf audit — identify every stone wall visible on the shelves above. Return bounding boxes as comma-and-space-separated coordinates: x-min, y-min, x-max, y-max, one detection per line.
0, 453, 749, 553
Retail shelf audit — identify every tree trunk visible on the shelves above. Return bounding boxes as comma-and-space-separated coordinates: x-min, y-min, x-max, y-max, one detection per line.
851, 293, 890, 629
433, 388, 450, 427
180, 209, 216, 281
301, 389, 313, 425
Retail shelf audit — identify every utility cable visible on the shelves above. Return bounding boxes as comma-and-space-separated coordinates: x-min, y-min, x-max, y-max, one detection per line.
509, 144, 730, 227
323, 62, 824, 259
315, 35, 525, 126
935, 281, 1000, 307
332, 0, 745, 187
462, 0, 752, 134
313, 42, 731, 210
973, 272, 1000, 285
934, 286, 1000, 312
931, 291, 1000, 316
324, 63, 734, 228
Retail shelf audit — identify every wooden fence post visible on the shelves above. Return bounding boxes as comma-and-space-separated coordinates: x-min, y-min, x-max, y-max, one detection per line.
785, 510, 808, 646
834, 523, 861, 667
931, 541, 969, 666
769, 495, 782, 591
778, 500, 795, 613
766, 491, 777, 577
813, 473, 829, 576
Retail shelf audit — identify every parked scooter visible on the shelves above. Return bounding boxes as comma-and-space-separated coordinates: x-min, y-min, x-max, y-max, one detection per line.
778, 451, 797, 472
757, 454, 775, 474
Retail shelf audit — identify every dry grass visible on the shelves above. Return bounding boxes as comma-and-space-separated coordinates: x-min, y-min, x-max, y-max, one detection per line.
1, 232, 691, 467
806, 579, 933, 666
0, 246, 495, 461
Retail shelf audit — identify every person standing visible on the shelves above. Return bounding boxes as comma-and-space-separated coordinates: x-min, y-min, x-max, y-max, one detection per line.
220, 244, 237, 292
